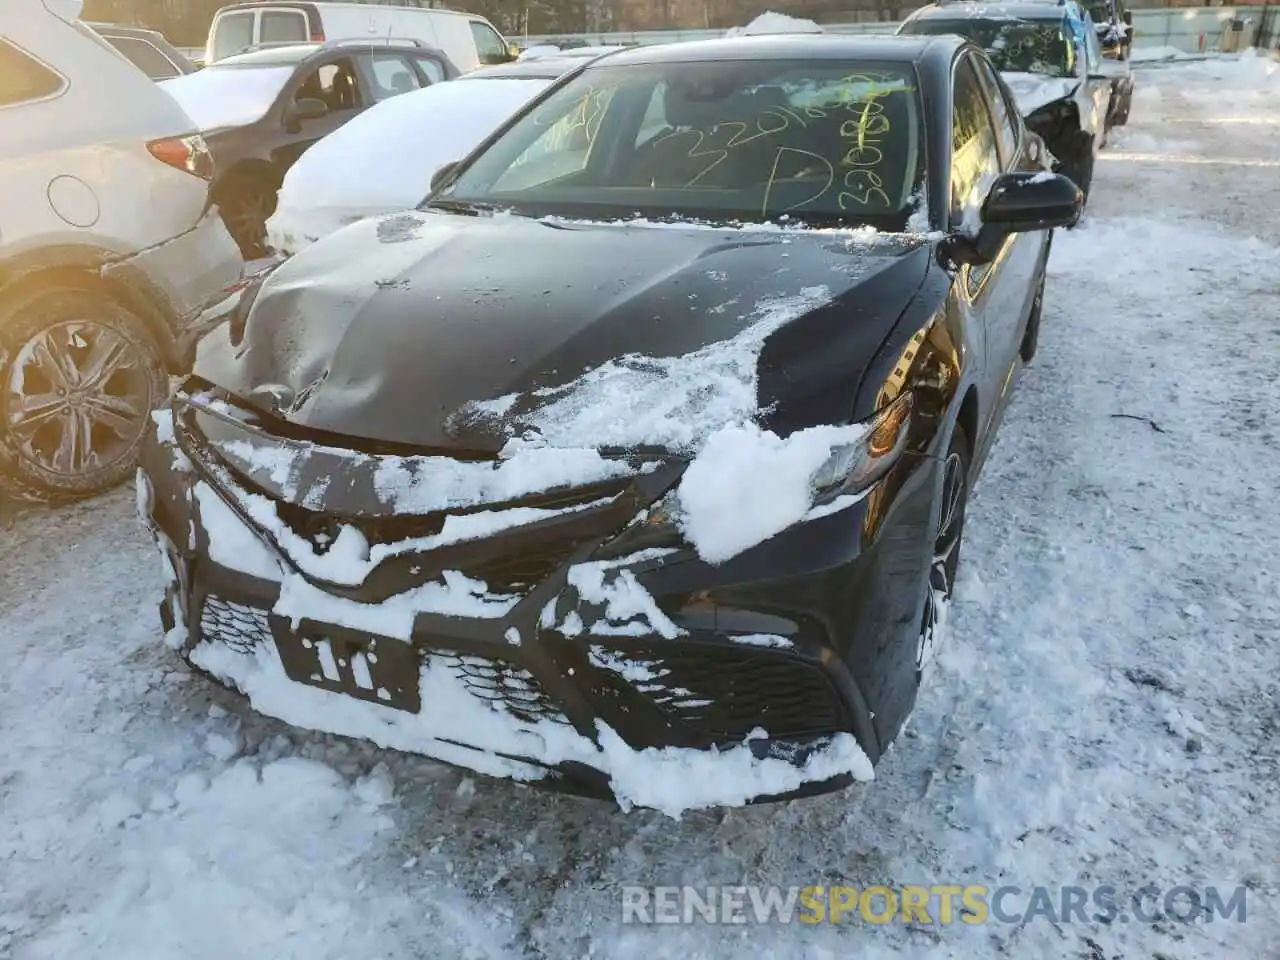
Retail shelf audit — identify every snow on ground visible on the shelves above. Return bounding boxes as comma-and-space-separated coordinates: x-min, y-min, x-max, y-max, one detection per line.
2, 57, 1279, 958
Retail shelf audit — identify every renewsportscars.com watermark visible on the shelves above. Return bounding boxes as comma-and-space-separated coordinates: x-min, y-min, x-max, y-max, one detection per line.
621, 885, 1250, 926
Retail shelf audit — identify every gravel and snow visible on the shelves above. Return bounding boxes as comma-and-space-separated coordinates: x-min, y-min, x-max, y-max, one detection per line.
2, 55, 1278, 958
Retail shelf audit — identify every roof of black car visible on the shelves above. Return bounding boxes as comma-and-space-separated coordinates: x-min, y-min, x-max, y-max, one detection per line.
586, 34, 964, 67
906, 2, 1072, 21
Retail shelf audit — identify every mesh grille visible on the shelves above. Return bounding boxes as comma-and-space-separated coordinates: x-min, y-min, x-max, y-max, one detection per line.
592, 644, 845, 744
199, 596, 272, 655
439, 653, 571, 725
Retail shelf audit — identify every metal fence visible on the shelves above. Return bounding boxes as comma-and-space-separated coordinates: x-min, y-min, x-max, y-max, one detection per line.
516, 5, 1280, 55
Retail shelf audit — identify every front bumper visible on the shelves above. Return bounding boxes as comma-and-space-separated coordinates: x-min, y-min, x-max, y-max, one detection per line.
135, 408, 935, 813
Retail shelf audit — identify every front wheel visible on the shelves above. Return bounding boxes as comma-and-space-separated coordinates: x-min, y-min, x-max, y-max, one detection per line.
219, 175, 278, 260
0, 286, 169, 503
916, 424, 971, 676
1059, 134, 1096, 220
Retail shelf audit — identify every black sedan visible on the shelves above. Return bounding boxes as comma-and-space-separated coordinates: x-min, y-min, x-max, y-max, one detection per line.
138, 34, 1081, 812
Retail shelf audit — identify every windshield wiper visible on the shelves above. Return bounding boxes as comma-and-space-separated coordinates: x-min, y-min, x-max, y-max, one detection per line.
423, 198, 499, 217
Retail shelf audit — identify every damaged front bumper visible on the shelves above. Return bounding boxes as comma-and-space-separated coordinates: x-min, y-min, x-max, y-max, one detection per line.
136, 403, 893, 814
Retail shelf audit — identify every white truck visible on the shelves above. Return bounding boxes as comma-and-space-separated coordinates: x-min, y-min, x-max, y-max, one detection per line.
205, 2, 514, 73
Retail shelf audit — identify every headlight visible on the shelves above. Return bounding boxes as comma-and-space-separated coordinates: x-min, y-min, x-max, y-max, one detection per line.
810, 391, 915, 499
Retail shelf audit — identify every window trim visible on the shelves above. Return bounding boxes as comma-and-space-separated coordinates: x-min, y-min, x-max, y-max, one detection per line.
947, 51, 1004, 229
966, 53, 1020, 170
103, 34, 183, 79
0, 38, 69, 112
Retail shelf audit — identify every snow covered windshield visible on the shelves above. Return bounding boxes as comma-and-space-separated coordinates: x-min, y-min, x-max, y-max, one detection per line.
438, 60, 925, 230
904, 20, 1077, 78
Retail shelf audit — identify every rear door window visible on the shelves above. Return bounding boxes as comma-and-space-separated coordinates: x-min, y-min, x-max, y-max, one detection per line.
212, 12, 254, 60
367, 54, 423, 101
0, 39, 65, 106
260, 10, 309, 45
411, 54, 447, 84
105, 35, 181, 79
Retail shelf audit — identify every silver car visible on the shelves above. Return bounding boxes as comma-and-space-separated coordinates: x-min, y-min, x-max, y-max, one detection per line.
0, 0, 244, 503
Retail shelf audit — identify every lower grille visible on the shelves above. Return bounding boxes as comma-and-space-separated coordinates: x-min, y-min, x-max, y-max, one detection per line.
590, 643, 845, 744
199, 596, 271, 655
440, 653, 570, 725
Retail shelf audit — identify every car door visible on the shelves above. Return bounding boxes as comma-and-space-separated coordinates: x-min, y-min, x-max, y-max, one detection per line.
969, 53, 1048, 383
271, 56, 368, 173
949, 53, 1026, 416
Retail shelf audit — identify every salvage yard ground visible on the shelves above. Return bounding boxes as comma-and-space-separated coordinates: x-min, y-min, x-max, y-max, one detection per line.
2, 54, 1278, 960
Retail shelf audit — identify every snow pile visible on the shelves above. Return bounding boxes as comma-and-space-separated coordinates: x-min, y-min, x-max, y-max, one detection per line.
160, 67, 294, 132
459, 286, 833, 453
676, 421, 868, 563
188, 621, 874, 817
516, 43, 561, 60
725, 11, 823, 36
265, 77, 554, 254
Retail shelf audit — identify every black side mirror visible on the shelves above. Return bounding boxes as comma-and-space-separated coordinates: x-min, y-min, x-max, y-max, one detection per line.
430, 160, 459, 193
950, 172, 1082, 264
284, 96, 328, 131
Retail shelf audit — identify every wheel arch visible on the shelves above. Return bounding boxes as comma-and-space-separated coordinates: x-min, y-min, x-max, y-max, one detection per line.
0, 247, 181, 371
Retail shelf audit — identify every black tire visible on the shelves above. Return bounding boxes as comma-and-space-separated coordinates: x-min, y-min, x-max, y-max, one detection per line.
916, 424, 971, 677
1061, 133, 1096, 203
1021, 270, 1045, 363
218, 174, 278, 260
0, 285, 169, 503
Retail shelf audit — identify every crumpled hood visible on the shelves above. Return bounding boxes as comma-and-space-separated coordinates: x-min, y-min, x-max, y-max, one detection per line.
1002, 71, 1081, 116
194, 210, 931, 453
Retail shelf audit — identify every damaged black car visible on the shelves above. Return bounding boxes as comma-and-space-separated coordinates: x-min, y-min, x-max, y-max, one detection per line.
898, 1, 1114, 200
138, 35, 1081, 813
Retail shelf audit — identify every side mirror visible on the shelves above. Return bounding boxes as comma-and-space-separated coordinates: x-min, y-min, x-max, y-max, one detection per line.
430, 160, 459, 193
284, 96, 328, 130
950, 172, 1082, 264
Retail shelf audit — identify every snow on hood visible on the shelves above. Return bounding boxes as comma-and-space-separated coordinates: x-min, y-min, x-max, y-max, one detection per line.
159, 67, 294, 132
266, 78, 553, 255
725, 11, 823, 36
1002, 71, 1080, 116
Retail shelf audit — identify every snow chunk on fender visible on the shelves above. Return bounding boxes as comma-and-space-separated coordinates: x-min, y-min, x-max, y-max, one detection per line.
677, 421, 868, 564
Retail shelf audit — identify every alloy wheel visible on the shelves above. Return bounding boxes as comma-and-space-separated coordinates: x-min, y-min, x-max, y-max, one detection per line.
917, 449, 966, 671
5, 320, 154, 479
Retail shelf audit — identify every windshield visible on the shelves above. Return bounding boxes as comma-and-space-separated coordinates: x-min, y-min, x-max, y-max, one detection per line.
435, 60, 925, 231
903, 20, 1076, 77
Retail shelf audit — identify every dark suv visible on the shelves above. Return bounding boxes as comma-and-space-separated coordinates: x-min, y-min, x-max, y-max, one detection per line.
1087, 0, 1134, 59
159, 39, 459, 257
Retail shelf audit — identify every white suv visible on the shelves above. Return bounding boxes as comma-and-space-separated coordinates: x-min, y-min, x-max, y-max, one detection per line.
0, 0, 243, 503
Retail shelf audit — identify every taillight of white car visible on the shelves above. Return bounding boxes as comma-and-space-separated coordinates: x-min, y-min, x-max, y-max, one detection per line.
147, 134, 215, 180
